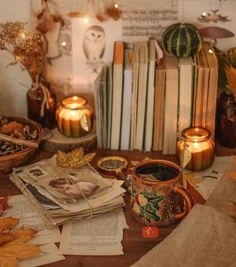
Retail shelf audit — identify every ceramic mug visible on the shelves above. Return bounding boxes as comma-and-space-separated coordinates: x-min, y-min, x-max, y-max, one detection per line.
130, 159, 193, 226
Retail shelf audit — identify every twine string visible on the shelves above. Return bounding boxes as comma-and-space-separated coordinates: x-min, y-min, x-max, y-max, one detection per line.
31, 74, 51, 117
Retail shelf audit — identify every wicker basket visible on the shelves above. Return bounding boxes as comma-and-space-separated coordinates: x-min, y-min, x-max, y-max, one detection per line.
0, 116, 42, 174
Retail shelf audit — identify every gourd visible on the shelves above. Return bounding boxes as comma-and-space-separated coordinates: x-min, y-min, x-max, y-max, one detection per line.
161, 23, 202, 58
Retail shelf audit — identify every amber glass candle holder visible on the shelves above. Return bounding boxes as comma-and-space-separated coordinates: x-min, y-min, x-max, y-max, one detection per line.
177, 127, 215, 171
56, 96, 93, 137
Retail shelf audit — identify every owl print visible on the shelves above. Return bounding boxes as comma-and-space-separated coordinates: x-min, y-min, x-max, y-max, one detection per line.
83, 25, 105, 61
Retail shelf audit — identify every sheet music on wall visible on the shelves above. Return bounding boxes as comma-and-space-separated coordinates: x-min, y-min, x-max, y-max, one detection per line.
121, 0, 179, 41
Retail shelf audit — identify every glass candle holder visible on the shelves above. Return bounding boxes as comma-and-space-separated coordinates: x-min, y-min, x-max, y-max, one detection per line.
56, 96, 93, 137
177, 127, 215, 171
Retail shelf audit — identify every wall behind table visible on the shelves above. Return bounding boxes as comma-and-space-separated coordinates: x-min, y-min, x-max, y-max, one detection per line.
0, 0, 31, 117
0, 0, 236, 116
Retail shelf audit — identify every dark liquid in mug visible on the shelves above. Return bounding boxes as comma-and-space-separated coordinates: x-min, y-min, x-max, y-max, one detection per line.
137, 164, 179, 181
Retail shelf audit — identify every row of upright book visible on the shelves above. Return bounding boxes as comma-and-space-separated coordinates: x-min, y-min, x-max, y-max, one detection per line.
94, 40, 218, 154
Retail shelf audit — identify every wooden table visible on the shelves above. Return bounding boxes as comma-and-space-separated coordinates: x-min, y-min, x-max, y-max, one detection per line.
0, 145, 235, 267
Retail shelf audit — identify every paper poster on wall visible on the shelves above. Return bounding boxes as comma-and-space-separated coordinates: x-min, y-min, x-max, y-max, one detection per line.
121, 0, 179, 42
71, 17, 122, 91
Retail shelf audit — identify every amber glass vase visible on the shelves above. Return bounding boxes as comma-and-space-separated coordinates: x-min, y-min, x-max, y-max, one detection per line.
27, 82, 56, 129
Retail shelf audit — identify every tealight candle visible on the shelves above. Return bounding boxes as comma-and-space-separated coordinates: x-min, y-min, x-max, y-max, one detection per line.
177, 127, 215, 171
56, 96, 93, 137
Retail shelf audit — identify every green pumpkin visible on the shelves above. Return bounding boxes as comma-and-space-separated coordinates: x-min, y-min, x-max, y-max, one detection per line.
161, 23, 202, 58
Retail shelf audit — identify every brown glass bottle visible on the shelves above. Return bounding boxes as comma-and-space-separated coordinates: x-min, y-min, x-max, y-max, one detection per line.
218, 93, 236, 148
27, 82, 56, 129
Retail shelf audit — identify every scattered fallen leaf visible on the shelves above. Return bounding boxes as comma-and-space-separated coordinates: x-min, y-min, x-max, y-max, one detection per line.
0, 239, 40, 261
183, 173, 204, 187
0, 233, 14, 246
228, 172, 236, 182
0, 217, 19, 233
0, 196, 11, 215
0, 255, 17, 267
0, 217, 41, 267
56, 147, 95, 168
11, 227, 38, 242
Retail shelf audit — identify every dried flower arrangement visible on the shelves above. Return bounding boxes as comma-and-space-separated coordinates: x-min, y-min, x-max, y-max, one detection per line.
0, 22, 55, 128
216, 46, 236, 99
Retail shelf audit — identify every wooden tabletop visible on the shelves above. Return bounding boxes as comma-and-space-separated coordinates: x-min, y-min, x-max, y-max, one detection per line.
0, 145, 235, 267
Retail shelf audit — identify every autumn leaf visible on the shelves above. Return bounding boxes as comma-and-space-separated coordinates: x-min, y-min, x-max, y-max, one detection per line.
0, 218, 19, 233
0, 217, 41, 267
0, 196, 11, 215
0, 239, 40, 260
0, 255, 17, 267
56, 147, 95, 168
11, 228, 38, 242
0, 233, 14, 246
228, 172, 236, 182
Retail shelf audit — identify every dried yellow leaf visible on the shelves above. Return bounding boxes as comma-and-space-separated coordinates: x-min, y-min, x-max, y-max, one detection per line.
0, 217, 41, 267
11, 227, 38, 242
228, 172, 236, 182
0, 239, 40, 260
0, 233, 14, 246
0, 195, 11, 215
56, 147, 95, 168
0, 256, 17, 267
0, 218, 19, 233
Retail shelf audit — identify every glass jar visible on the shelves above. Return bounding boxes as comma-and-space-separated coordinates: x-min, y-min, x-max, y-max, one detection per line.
56, 96, 93, 137
218, 93, 236, 148
27, 82, 56, 129
177, 127, 215, 171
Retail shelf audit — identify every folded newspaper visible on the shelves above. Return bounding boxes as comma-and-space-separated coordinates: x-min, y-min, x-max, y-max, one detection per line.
10, 155, 126, 227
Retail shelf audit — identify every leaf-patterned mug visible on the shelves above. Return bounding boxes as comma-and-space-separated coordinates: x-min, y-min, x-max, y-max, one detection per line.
130, 159, 193, 226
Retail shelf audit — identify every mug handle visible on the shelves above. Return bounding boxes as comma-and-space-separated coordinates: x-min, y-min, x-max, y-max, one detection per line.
172, 186, 194, 221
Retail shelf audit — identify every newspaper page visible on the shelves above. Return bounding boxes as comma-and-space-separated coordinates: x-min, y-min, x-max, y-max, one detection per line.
59, 210, 127, 255
19, 243, 65, 267
2, 194, 61, 245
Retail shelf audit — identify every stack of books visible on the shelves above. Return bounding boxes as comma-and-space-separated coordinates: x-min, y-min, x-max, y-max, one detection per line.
10, 155, 125, 227
94, 40, 218, 154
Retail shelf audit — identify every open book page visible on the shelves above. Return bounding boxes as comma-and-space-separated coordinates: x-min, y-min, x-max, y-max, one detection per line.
19, 243, 65, 267
59, 210, 126, 255
2, 194, 61, 244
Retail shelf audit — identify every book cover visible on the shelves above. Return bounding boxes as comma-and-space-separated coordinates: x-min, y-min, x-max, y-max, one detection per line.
163, 53, 178, 155
110, 41, 124, 150
178, 57, 194, 134
120, 43, 134, 150
133, 41, 149, 151
202, 42, 218, 137
153, 59, 166, 151
144, 38, 157, 151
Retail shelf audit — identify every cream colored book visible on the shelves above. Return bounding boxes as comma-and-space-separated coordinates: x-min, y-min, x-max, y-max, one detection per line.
111, 41, 124, 150
163, 53, 178, 155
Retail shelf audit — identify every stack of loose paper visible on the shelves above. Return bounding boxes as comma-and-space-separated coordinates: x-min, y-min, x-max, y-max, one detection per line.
59, 210, 128, 256
9, 155, 126, 227
3, 194, 65, 266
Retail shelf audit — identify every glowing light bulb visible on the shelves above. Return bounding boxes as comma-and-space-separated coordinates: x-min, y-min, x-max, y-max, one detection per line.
83, 17, 89, 23
114, 3, 119, 8
209, 49, 213, 54
202, 12, 207, 16
20, 32, 26, 38
61, 41, 67, 47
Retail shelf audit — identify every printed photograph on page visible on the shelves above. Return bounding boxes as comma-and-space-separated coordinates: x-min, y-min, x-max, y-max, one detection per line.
32, 164, 113, 203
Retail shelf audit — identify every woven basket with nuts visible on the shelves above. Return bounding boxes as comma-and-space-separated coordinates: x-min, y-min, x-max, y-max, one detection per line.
0, 116, 42, 174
